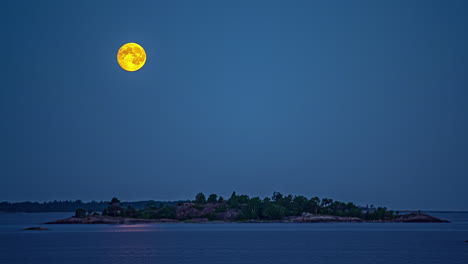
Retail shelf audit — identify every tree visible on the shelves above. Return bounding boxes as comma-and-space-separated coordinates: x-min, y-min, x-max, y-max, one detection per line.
207, 194, 218, 203
108, 197, 123, 217
145, 202, 157, 210
218, 196, 224, 203
272, 192, 283, 202
291, 195, 308, 215
281, 195, 293, 208
321, 198, 333, 208
156, 206, 175, 219
110, 197, 120, 204
102, 208, 108, 216
320, 198, 333, 214
75, 208, 87, 218
229, 191, 239, 208
262, 203, 286, 220
308, 197, 321, 214
238, 195, 250, 204
126, 206, 137, 218
195, 193, 207, 204
241, 197, 262, 219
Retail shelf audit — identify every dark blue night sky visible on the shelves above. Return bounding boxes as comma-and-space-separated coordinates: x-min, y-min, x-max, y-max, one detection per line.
1, 0, 467, 210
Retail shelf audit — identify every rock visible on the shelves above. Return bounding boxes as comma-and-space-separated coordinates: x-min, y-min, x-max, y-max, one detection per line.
288, 212, 363, 223
286, 212, 448, 223
183, 218, 209, 223
221, 209, 241, 221
393, 213, 449, 223
23, 227, 50, 231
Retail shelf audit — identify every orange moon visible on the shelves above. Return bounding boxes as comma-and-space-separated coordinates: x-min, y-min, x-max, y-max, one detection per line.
117, 43, 146, 72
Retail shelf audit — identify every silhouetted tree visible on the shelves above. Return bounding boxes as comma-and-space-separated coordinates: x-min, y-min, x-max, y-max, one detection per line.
238, 195, 250, 204
229, 191, 239, 208
241, 197, 262, 219
108, 197, 123, 217
207, 194, 218, 203
291, 195, 308, 215
75, 208, 87, 218
195, 193, 207, 204
126, 206, 137, 218
309, 197, 321, 214
262, 203, 285, 220
272, 192, 283, 202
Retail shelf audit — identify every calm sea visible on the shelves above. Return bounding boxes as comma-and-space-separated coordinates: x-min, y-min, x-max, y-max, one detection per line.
0, 212, 467, 264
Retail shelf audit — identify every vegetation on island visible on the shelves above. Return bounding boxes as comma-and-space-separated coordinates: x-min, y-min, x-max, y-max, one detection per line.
72, 192, 398, 221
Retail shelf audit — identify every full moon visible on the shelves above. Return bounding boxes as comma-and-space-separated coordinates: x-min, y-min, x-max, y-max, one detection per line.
117, 43, 146, 72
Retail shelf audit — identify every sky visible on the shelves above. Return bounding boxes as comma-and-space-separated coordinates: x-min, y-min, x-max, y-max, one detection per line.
1, 0, 467, 211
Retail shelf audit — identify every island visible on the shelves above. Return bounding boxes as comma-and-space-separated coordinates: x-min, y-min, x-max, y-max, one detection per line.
23, 227, 50, 231
45, 192, 449, 224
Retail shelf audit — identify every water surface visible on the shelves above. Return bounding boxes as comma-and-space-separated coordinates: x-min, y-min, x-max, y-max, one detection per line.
1, 212, 467, 264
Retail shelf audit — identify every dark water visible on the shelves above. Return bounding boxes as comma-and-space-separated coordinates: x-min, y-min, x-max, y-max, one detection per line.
1, 212, 467, 264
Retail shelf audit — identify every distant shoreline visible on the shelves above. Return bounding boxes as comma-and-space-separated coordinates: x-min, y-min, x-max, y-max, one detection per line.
2, 210, 467, 214
2, 200, 466, 214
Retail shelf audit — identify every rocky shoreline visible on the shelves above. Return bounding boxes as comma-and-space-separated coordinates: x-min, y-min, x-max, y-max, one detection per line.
46, 216, 178, 224
46, 212, 449, 224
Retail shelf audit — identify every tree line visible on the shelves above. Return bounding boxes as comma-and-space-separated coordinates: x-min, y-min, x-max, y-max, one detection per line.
0, 200, 178, 213
86, 192, 397, 221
